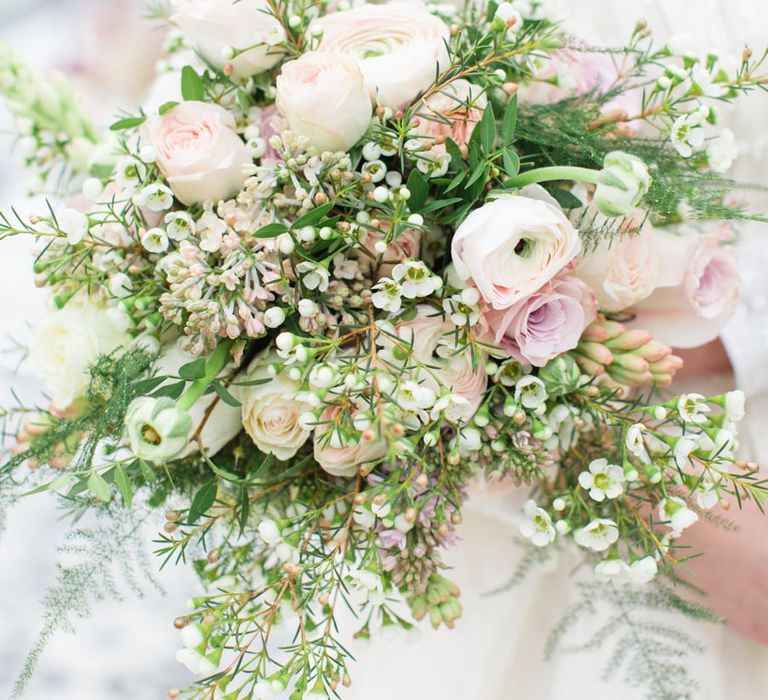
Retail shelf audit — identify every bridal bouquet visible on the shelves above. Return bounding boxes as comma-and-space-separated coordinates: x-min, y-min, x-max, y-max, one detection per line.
1, 1, 766, 698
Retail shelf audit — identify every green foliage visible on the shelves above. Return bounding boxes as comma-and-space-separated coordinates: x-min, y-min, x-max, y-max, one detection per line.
546, 580, 720, 700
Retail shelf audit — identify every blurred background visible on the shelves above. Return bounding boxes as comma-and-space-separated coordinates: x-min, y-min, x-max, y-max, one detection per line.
0, 1, 766, 699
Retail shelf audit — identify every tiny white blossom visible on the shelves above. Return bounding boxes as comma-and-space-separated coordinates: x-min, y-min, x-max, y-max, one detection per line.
443, 291, 481, 326
108, 272, 133, 299
180, 624, 204, 649
695, 471, 721, 510
297, 261, 330, 292
371, 278, 403, 313
626, 423, 650, 463
352, 505, 376, 529
396, 380, 436, 411
416, 150, 450, 178
706, 128, 738, 173
165, 211, 196, 241
574, 519, 619, 552
514, 376, 548, 410
659, 496, 698, 536
392, 261, 442, 299
136, 183, 174, 212
57, 208, 89, 245
725, 389, 745, 423
197, 213, 227, 253
140, 227, 169, 254
628, 556, 658, 585
671, 112, 706, 158
677, 393, 710, 424
519, 500, 556, 547
264, 307, 286, 328
578, 458, 625, 502
258, 519, 282, 545
457, 426, 482, 453
431, 393, 473, 423
594, 558, 627, 581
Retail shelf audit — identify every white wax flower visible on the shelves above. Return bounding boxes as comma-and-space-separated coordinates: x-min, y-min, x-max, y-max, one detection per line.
573, 518, 619, 552
578, 458, 626, 502
519, 499, 556, 547
659, 496, 699, 536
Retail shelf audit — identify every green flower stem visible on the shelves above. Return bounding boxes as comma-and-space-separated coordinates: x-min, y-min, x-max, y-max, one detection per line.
178, 340, 234, 412
507, 166, 602, 189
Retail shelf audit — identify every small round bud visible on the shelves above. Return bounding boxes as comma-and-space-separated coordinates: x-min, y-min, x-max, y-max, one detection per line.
407, 213, 424, 227
298, 299, 317, 317
264, 307, 286, 328
82, 177, 103, 200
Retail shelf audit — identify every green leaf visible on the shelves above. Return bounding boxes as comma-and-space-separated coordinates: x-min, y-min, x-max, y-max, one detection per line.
89, 163, 114, 179
293, 202, 334, 229
181, 66, 205, 101
465, 161, 490, 189
237, 487, 250, 535
138, 458, 157, 483
254, 222, 289, 238
178, 357, 207, 381
502, 149, 520, 178
21, 473, 73, 497
231, 377, 271, 387
502, 94, 518, 144
158, 100, 179, 115
549, 187, 584, 210
406, 169, 428, 211
152, 380, 186, 399
114, 465, 133, 508
211, 381, 241, 407
420, 197, 463, 214
188, 481, 217, 524
110, 116, 146, 131
247, 453, 275, 481
478, 102, 496, 152
132, 376, 169, 395
88, 472, 112, 503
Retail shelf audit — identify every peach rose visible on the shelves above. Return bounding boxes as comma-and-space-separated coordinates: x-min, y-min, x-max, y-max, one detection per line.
451, 195, 581, 310
315, 2, 450, 109
357, 226, 422, 278
631, 225, 740, 348
148, 101, 253, 206
396, 306, 487, 423
313, 405, 387, 477
414, 79, 487, 151
170, 0, 284, 78
575, 211, 658, 312
276, 51, 372, 152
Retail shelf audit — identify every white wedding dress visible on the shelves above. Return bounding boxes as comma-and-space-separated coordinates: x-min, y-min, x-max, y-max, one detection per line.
1, 1, 767, 699
343, 2, 768, 698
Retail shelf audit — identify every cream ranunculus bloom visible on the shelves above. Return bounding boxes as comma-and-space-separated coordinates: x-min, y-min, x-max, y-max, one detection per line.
315, 2, 450, 109
28, 302, 130, 409
574, 210, 659, 312
169, 0, 285, 79
240, 355, 311, 461
156, 343, 242, 458
148, 101, 253, 206
451, 195, 582, 310
276, 51, 373, 153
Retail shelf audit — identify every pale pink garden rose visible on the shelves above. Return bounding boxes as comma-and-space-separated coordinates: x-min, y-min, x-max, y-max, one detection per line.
631, 225, 740, 349
414, 79, 487, 151
169, 0, 285, 79
358, 226, 422, 277
315, 2, 450, 109
575, 211, 659, 312
148, 101, 253, 206
276, 51, 373, 153
522, 51, 642, 134
313, 405, 388, 477
481, 274, 599, 367
451, 195, 582, 310
396, 306, 487, 423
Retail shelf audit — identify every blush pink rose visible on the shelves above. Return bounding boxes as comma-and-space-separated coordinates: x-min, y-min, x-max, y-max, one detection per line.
481, 274, 598, 367
395, 305, 487, 422
148, 101, 253, 206
315, 2, 450, 109
313, 405, 387, 477
631, 225, 740, 349
414, 79, 487, 151
574, 210, 659, 312
522, 51, 642, 134
451, 195, 581, 310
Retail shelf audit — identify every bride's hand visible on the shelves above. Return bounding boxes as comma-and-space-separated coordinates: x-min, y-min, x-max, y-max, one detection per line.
679, 499, 768, 644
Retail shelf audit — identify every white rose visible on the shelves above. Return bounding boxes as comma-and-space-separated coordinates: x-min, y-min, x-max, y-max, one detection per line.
156, 343, 242, 458
451, 195, 581, 310
276, 51, 372, 153
575, 210, 658, 312
315, 1, 450, 109
28, 302, 130, 409
148, 101, 253, 206
240, 354, 311, 460
170, 0, 285, 78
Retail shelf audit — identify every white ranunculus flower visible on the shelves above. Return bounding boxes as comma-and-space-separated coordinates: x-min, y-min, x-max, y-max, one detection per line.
275, 51, 372, 153
575, 210, 658, 312
240, 354, 311, 461
593, 151, 652, 218
28, 303, 130, 409
156, 343, 242, 458
315, 1, 450, 109
169, 0, 285, 79
148, 101, 253, 206
451, 195, 581, 310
